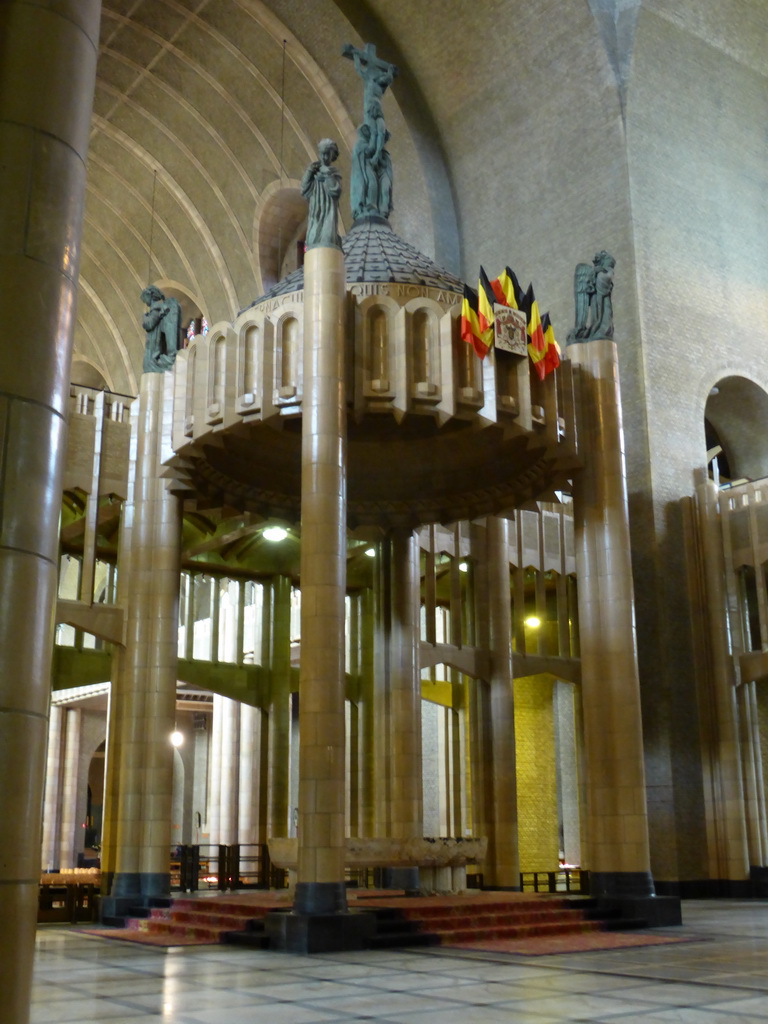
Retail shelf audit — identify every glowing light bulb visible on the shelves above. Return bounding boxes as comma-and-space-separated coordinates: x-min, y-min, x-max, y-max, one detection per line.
525, 615, 541, 628
263, 526, 288, 542
170, 730, 184, 747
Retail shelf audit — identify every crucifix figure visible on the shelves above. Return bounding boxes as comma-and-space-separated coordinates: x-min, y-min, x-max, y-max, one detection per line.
342, 42, 399, 221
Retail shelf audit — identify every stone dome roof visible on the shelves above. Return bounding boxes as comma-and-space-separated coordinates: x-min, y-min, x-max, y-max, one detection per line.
241, 217, 463, 313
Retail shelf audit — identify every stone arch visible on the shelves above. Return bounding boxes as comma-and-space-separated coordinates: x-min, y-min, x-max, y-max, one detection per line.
153, 279, 209, 343
705, 376, 768, 483
70, 359, 109, 390
254, 181, 307, 293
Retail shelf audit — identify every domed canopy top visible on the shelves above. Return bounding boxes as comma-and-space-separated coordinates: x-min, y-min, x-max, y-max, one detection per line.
241, 218, 463, 313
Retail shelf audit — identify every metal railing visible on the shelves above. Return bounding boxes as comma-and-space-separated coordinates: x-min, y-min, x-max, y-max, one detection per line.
520, 869, 588, 894
170, 844, 287, 892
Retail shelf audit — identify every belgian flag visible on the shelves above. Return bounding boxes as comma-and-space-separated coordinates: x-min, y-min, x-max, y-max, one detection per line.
490, 265, 525, 310
477, 267, 496, 355
540, 312, 561, 378
460, 284, 487, 359
522, 283, 548, 381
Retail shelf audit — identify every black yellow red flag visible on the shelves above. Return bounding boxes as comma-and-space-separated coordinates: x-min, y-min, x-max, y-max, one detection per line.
521, 283, 547, 380
490, 266, 525, 310
460, 284, 488, 359
540, 311, 561, 378
477, 267, 496, 354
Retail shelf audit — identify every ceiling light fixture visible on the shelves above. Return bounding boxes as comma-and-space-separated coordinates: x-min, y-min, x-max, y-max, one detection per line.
263, 526, 288, 542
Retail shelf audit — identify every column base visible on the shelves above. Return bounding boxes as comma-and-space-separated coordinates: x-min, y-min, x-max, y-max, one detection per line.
101, 871, 171, 922
594, 894, 682, 927
378, 867, 420, 892
265, 910, 376, 953
655, 877, 754, 899
589, 870, 681, 926
590, 870, 655, 899
293, 881, 348, 915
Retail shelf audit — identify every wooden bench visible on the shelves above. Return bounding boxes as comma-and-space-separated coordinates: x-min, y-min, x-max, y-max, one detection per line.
39, 872, 100, 923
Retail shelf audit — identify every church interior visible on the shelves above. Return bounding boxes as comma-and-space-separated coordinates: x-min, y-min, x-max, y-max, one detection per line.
2, 1, 768, 1021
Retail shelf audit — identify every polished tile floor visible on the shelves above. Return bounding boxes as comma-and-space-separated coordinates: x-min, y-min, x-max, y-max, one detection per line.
31, 900, 768, 1023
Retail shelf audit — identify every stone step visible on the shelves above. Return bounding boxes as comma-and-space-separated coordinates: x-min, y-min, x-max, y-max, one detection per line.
169, 898, 269, 918
432, 919, 604, 944
128, 916, 228, 943
368, 897, 626, 948
221, 921, 270, 949
150, 908, 258, 931
122, 898, 268, 944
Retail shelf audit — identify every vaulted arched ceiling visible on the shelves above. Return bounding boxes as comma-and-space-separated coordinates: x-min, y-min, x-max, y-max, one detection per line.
77, 0, 768, 401
79, 0, 451, 395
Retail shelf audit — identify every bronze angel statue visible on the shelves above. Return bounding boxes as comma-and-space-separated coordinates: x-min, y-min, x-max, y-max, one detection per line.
141, 286, 183, 373
566, 251, 616, 344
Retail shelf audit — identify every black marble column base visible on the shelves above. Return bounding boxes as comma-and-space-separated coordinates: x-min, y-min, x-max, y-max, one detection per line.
379, 867, 420, 892
595, 894, 682, 927
293, 881, 347, 915
591, 871, 681, 927
266, 882, 376, 952
101, 871, 171, 923
265, 909, 376, 953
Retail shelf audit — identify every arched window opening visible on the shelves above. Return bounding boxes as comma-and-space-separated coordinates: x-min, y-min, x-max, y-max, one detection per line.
412, 310, 430, 384
369, 308, 389, 388
186, 316, 209, 344
279, 316, 299, 395
243, 325, 259, 396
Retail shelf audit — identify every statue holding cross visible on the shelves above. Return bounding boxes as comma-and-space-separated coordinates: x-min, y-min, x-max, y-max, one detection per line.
342, 42, 399, 222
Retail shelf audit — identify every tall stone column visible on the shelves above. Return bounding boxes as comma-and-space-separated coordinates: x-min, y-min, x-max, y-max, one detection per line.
41, 705, 64, 871
58, 708, 82, 870
359, 587, 376, 837
569, 338, 679, 923
103, 372, 182, 916
267, 575, 293, 838
218, 696, 240, 844
484, 516, 520, 888
238, 703, 265, 845
0, 3, 101, 1019
296, 243, 347, 912
267, 241, 372, 951
374, 529, 423, 887
207, 693, 224, 844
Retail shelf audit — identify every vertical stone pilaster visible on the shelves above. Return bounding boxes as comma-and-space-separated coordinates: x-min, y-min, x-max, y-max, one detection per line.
0, 3, 101, 1018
